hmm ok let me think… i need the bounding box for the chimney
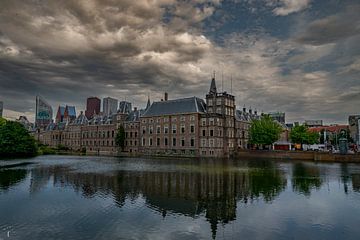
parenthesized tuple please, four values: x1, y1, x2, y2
(164, 92, 168, 101)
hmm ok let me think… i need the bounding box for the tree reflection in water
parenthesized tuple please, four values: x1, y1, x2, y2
(0, 169, 27, 191)
(292, 163, 322, 196)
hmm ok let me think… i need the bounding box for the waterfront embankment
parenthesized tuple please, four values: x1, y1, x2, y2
(236, 150, 360, 163)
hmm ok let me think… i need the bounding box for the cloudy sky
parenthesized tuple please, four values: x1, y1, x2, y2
(0, 0, 359, 123)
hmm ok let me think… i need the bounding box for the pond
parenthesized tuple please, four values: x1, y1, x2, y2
(1, 155, 360, 239)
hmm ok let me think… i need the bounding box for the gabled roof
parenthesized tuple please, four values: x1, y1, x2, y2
(142, 97, 206, 117)
(73, 112, 88, 125)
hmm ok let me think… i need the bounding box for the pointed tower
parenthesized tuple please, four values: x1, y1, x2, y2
(209, 77, 217, 95)
(146, 95, 151, 110)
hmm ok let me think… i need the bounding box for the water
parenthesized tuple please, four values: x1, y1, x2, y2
(1, 155, 360, 240)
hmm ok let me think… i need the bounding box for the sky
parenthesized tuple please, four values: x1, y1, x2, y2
(0, 0, 359, 124)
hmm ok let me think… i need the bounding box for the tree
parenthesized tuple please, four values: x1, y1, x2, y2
(0, 120, 38, 158)
(115, 125, 126, 152)
(249, 115, 283, 147)
(290, 125, 319, 145)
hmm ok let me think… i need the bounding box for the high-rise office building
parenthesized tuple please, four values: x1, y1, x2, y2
(85, 97, 101, 119)
(35, 95, 53, 128)
(0, 101, 3, 117)
(103, 97, 118, 116)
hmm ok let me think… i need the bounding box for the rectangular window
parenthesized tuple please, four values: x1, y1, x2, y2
(181, 125, 185, 134)
(190, 125, 195, 133)
(157, 126, 161, 134)
(191, 138, 195, 147)
(210, 129, 214, 137)
(157, 138, 160, 146)
(149, 138, 153, 146)
(164, 138, 168, 146)
(181, 139, 185, 146)
(172, 138, 176, 146)
(172, 125, 176, 134)
(142, 138, 145, 146)
(164, 125, 169, 134)
(142, 127, 146, 134)
(202, 129, 206, 136)
(201, 119, 206, 126)
(149, 126, 153, 134)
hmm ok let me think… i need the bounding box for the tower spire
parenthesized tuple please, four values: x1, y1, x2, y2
(146, 94, 151, 110)
(209, 74, 217, 94)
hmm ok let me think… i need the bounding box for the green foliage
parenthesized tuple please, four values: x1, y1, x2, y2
(249, 115, 283, 146)
(0, 120, 38, 158)
(290, 125, 319, 145)
(0, 117, 6, 126)
(115, 125, 126, 151)
(38, 144, 56, 155)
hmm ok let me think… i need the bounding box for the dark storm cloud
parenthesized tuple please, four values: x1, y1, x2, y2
(295, 4, 360, 46)
(0, 0, 359, 123)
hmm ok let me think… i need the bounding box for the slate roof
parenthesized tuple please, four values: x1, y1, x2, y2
(142, 97, 206, 117)
(235, 109, 260, 122)
(73, 112, 88, 125)
(126, 109, 145, 122)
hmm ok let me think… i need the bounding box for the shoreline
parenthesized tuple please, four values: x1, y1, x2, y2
(2, 150, 360, 164)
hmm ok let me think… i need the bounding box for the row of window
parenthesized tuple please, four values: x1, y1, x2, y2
(125, 131, 138, 138)
(142, 125, 195, 135)
(207, 98, 234, 107)
(142, 115, 196, 124)
(142, 137, 195, 147)
(82, 130, 115, 139)
(83, 140, 114, 147)
(201, 139, 223, 147)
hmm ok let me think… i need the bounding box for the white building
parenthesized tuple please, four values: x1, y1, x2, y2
(103, 97, 118, 116)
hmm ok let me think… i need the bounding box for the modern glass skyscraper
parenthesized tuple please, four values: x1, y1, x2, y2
(35, 95, 53, 128)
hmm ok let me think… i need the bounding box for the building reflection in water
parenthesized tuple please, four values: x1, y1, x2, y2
(22, 159, 287, 238)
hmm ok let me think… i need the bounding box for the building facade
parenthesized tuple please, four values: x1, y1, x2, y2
(103, 97, 118, 116)
(349, 115, 360, 146)
(35, 95, 53, 128)
(36, 77, 261, 157)
(85, 97, 101, 119)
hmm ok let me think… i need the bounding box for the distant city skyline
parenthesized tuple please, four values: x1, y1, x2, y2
(0, 0, 359, 124)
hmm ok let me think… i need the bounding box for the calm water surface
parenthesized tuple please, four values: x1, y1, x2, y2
(1, 155, 360, 239)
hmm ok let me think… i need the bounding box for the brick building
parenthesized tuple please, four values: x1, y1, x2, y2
(36, 77, 261, 157)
